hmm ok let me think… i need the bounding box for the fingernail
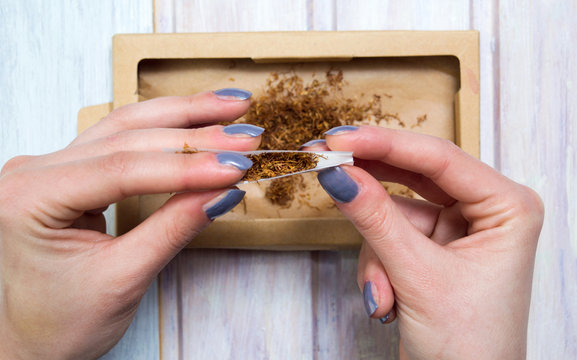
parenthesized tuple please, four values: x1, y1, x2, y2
(204, 189, 246, 220)
(299, 139, 326, 149)
(379, 312, 391, 324)
(217, 152, 253, 171)
(213, 88, 252, 100)
(223, 124, 265, 137)
(317, 167, 358, 203)
(363, 281, 378, 317)
(324, 125, 359, 136)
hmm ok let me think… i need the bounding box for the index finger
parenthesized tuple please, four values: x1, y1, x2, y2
(75, 90, 252, 145)
(12, 151, 251, 228)
(325, 125, 513, 204)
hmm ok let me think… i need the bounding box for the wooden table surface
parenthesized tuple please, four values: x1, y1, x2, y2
(1, 1, 575, 359)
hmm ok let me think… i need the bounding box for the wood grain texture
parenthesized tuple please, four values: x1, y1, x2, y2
(2, 0, 575, 359)
(0, 1, 156, 359)
(153, 1, 469, 360)
(155, 0, 577, 359)
(154, 0, 309, 32)
(154, 2, 318, 360)
(497, 1, 577, 359)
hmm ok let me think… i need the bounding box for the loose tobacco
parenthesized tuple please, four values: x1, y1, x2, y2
(242, 152, 320, 182)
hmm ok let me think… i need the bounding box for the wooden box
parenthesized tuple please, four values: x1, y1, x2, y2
(78, 31, 479, 249)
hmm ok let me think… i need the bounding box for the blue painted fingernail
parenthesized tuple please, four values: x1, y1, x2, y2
(216, 152, 253, 171)
(317, 167, 358, 203)
(204, 189, 246, 220)
(379, 312, 391, 324)
(363, 281, 378, 317)
(223, 124, 265, 137)
(299, 139, 326, 148)
(213, 88, 252, 100)
(324, 125, 359, 136)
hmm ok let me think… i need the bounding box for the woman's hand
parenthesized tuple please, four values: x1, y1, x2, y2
(0, 89, 261, 359)
(313, 125, 544, 359)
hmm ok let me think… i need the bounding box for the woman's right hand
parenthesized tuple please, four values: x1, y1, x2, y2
(313, 125, 544, 359)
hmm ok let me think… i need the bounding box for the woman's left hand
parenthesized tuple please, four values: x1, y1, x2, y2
(0, 90, 261, 359)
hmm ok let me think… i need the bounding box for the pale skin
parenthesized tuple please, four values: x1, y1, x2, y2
(0, 93, 543, 359)
(307, 126, 544, 359)
(0, 92, 260, 359)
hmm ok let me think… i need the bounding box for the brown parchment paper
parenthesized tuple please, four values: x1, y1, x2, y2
(136, 57, 460, 228)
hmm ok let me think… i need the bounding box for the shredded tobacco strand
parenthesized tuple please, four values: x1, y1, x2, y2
(178, 143, 198, 154)
(265, 176, 306, 208)
(242, 152, 320, 182)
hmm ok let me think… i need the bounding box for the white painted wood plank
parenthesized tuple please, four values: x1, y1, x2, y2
(158, 255, 182, 360)
(309, 0, 337, 31)
(335, 0, 470, 30)
(312, 2, 473, 358)
(160, 249, 316, 359)
(0, 1, 156, 359)
(177, 250, 313, 359)
(497, 1, 577, 359)
(312, 251, 399, 359)
(154, 1, 317, 359)
(155, 0, 309, 33)
(470, 0, 498, 167)
(153, 1, 577, 359)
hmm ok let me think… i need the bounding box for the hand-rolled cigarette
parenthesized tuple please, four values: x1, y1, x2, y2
(166, 147, 354, 183)
(236, 150, 354, 183)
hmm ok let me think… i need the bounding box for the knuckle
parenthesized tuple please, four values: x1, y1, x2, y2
(1, 155, 34, 175)
(354, 202, 395, 244)
(516, 185, 545, 223)
(99, 103, 137, 129)
(99, 151, 133, 178)
(428, 138, 459, 180)
(0, 174, 25, 222)
(101, 130, 130, 152)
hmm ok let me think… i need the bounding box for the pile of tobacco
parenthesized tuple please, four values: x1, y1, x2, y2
(235, 69, 397, 207)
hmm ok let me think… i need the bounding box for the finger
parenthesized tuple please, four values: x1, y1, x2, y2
(302, 138, 452, 205)
(20, 151, 252, 228)
(393, 195, 468, 245)
(301, 138, 448, 239)
(111, 188, 245, 278)
(303, 138, 452, 241)
(357, 240, 395, 321)
(25, 124, 263, 168)
(302, 137, 451, 242)
(391, 196, 441, 238)
(74, 90, 252, 145)
(298, 139, 329, 151)
(0, 155, 36, 176)
(317, 165, 440, 282)
(325, 126, 514, 205)
(354, 158, 453, 206)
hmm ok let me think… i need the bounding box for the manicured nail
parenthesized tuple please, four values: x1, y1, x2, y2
(363, 281, 378, 317)
(203, 189, 246, 220)
(317, 167, 359, 203)
(299, 139, 326, 149)
(216, 152, 253, 171)
(379, 312, 391, 324)
(223, 124, 265, 137)
(213, 88, 252, 100)
(324, 125, 359, 136)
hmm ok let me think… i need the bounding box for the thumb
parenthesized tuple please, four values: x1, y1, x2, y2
(111, 189, 245, 279)
(317, 166, 439, 281)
